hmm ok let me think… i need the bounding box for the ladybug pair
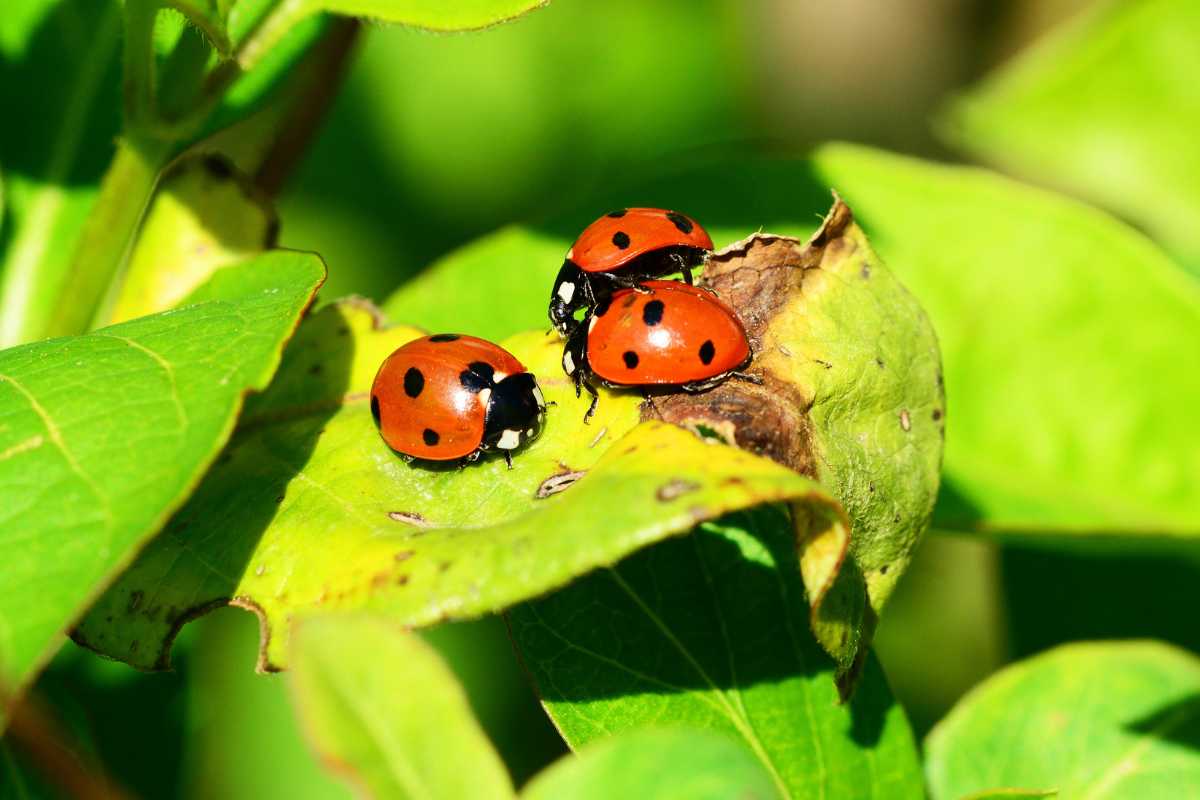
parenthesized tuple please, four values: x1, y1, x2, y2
(371, 208, 752, 467)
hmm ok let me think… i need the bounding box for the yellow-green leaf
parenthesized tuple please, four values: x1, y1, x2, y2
(74, 300, 847, 672)
(109, 155, 276, 323)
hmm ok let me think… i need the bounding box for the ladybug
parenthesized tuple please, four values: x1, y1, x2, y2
(562, 281, 753, 420)
(371, 334, 547, 468)
(549, 208, 714, 336)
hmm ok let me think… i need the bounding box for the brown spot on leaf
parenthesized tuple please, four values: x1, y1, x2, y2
(932, 408, 943, 421)
(536, 470, 587, 499)
(644, 375, 816, 476)
(396, 574, 409, 585)
(900, 410, 911, 432)
(394, 550, 415, 562)
(656, 479, 701, 501)
(388, 511, 431, 528)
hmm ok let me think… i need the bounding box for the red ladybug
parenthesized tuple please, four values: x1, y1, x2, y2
(371, 334, 547, 468)
(562, 281, 753, 420)
(549, 208, 714, 336)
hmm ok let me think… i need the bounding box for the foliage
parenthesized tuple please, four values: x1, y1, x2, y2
(1, 0, 1199, 797)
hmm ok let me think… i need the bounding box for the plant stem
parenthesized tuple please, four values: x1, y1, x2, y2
(43, 136, 173, 339)
(122, 0, 159, 129)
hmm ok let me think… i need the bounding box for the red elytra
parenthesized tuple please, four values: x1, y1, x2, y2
(584, 281, 750, 386)
(568, 208, 714, 274)
(370, 334, 541, 463)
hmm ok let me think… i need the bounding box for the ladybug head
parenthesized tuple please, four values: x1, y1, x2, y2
(549, 260, 587, 337)
(482, 372, 546, 453)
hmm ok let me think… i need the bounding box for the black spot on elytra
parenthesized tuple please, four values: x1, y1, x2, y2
(642, 299, 665, 326)
(370, 395, 381, 427)
(666, 211, 693, 234)
(699, 340, 715, 365)
(623, 351, 640, 369)
(612, 231, 631, 249)
(429, 333, 460, 342)
(423, 429, 440, 446)
(403, 367, 424, 398)
(606, 209, 627, 218)
(460, 361, 495, 393)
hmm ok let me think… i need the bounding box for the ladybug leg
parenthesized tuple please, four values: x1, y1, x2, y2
(503, 450, 514, 470)
(731, 370, 763, 385)
(606, 272, 654, 294)
(581, 380, 599, 424)
(681, 266, 694, 285)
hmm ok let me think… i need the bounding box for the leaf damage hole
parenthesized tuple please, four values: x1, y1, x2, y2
(656, 478, 701, 502)
(388, 511, 431, 528)
(536, 470, 588, 499)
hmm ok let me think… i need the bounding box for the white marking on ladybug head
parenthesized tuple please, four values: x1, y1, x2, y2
(588, 314, 598, 333)
(497, 429, 522, 450)
(557, 281, 575, 303)
(532, 385, 545, 408)
(566, 247, 574, 260)
(563, 350, 576, 375)
(478, 387, 492, 409)
(493, 370, 508, 382)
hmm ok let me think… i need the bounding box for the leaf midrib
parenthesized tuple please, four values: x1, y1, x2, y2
(606, 567, 791, 799)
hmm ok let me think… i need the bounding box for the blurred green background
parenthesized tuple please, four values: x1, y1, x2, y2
(25, 0, 1188, 795)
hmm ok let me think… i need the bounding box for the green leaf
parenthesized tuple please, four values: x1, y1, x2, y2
(0, 0, 123, 347)
(941, 0, 1200, 273)
(289, 615, 514, 800)
(926, 641, 1200, 799)
(665, 200, 942, 682)
(0, 251, 324, 719)
(960, 791, 1057, 800)
(508, 506, 924, 799)
(232, 0, 548, 74)
(74, 300, 847, 672)
(521, 728, 780, 800)
(108, 155, 276, 323)
(383, 227, 566, 342)
(809, 144, 1200, 537)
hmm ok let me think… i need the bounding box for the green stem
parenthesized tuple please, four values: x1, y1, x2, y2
(44, 136, 173, 339)
(235, 0, 317, 72)
(123, 0, 159, 129)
